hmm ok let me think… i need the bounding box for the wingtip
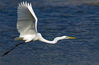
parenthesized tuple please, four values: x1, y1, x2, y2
(18, 2, 32, 9)
(19, 1, 32, 7)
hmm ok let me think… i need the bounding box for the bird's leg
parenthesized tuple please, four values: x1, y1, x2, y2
(1, 41, 25, 57)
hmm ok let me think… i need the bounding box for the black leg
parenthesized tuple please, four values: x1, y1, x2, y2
(2, 41, 25, 57)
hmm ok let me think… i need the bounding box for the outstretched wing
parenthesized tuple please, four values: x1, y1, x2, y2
(17, 2, 38, 36)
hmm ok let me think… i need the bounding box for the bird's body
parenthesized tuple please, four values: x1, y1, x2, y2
(16, 2, 76, 44)
(20, 34, 37, 42)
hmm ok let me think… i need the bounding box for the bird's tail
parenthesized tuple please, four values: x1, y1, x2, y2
(14, 37, 23, 40)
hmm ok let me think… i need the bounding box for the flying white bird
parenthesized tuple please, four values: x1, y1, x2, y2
(15, 2, 76, 44)
(2, 2, 76, 56)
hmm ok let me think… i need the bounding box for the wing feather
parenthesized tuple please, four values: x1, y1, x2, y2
(17, 2, 38, 36)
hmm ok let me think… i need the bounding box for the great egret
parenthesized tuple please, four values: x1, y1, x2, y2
(2, 2, 76, 56)
(15, 2, 76, 44)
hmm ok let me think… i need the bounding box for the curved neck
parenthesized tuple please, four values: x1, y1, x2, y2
(38, 33, 66, 44)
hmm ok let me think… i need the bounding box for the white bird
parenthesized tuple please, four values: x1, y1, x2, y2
(1, 2, 77, 57)
(15, 2, 76, 44)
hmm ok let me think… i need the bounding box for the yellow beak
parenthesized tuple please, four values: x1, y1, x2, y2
(66, 36, 76, 39)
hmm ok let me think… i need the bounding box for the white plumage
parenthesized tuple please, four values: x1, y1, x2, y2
(16, 2, 76, 44)
(17, 2, 38, 42)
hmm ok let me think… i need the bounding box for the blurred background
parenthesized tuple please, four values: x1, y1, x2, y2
(0, 0, 99, 65)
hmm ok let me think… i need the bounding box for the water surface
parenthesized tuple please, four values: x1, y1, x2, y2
(0, 0, 99, 65)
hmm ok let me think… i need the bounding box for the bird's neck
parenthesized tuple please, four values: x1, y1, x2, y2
(38, 33, 66, 44)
